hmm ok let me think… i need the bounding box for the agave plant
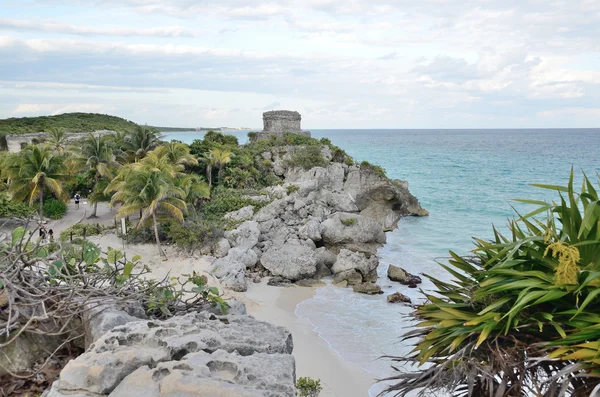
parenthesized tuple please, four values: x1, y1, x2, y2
(383, 171, 600, 397)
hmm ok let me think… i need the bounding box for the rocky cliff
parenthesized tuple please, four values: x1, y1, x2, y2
(210, 144, 427, 292)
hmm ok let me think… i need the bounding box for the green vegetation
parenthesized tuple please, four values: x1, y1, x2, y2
(296, 377, 323, 397)
(384, 171, 600, 396)
(0, 113, 139, 135)
(285, 146, 329, 170)
(0, 194, 34, 218)
(286, 184, 300, 195)
(360, 160, 387, 178)
(43, 198, 67, 219)
(59, 223, 110, 241)
(340, 217, 356, 226)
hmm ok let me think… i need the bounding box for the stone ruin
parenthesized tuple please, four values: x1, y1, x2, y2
(252, 110, 310, 141)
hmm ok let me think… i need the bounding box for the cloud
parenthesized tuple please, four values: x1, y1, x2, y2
(0, 18, 196, 37)
(257, 101, 281, 110)
(377, 51, 398, 61)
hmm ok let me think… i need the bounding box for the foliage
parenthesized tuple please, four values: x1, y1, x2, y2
(0, 225, 228, 379)
(123, 126, 162, 162)
(0, 194, 34, 218)
(383, 171, 600, 397)
(189, 131, 239, 158)
(284, 146, 328, 170)
(296, 377, 323, 397)
(0, 112, 139, 135)
(286, 184, 300, 195)
(360, 161, 387, 178)
(340, 217, 356, 226)
(5, 145, 71, 217)
(164, 218, 224, 254)
(201, 186, 264, 221)
(43, 198, 68, 219)
(59, 223, 109, 241)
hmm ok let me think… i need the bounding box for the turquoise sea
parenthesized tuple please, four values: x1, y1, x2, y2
(163, 129, 600, 396)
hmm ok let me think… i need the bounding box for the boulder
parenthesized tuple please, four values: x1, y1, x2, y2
(321, 213, 386, 245)
(295, 279, 326, 287)
(82, 300, 144, 349)
(331, 249, 378, 280)
(352, 283, 383, 295)
(267, 276, 292, 287)
(387, 265, 422, 286)
(314, 247, 337, 268)
(224, 221, 260, 250)
(298, 218, 322, 241)
(314, 262, 332, 278)
(254, 199, 287, 222)
(260, 243, 318, 281)
(387, 292, 412, 304)
(333, 269, 363, 285)
(45, 312, 296, 397)
(224, 205, 255, 222)
(212, 248, 259, 291)
(285, 162, 345, 192)
(213, 238, 231, 258)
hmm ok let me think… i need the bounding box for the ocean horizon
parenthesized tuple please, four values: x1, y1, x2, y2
(164, 128, 600, 395)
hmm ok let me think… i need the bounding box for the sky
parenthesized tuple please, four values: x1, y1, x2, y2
(0, 1, 599, 129)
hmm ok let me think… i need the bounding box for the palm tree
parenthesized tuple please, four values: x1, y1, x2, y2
(202, 150, 217, 188)
(106, 167, 186, 258)
(106, 131, 129, 163)
(212, 148, 233, 183)
(175, 174, 210, 211)
(156, 142, 198, 168)
(7, 146, 70, 218)
(124, 126, 161, 162)
(47, 128, 68, 153)
(77, 133, 119, 217)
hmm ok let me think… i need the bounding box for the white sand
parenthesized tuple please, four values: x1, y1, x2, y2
(48, 202, 375, 396)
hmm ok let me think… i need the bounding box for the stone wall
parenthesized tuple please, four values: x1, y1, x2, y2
(4, 130, 116, 153)
(263, 110, 302, 133)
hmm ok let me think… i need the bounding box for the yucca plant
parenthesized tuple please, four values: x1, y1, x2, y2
(382, 171, 600, 397)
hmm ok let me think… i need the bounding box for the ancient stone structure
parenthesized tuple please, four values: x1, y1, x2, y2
(4, 130, 115, 153)
(252, 110, 310, 141)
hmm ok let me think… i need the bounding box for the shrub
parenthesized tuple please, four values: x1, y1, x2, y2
(0, 194, 34, 218)
(164, 218, 224, 253)
(296, 377, 323, 397)
(340, 218, 356, 226)
(359, 161, 387, 178)
(286, 184, 300, 194)
(384, 171, 600, 396)
(43, 198, 68, 219)
(59, 223, 109, 241)
(284, 146, 328, 170)
(202, 186, 264, 221)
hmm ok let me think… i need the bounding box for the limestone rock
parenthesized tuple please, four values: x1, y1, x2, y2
(298, 218, 322, 241)
(333, 269, 363, 285)
(295, 278, 326, 287)
(321, 213, 386, 245)
(352, 283, 383, 295)
(254, 199, 287, 222)
(260, 243, 318, 281)
(286, 163, 345, 192)
(331, 249, 378, 280)
(387, 265, 422, 286)
(46, 312, 295, 397)
(224, 205, 255, 222)
(82, 300, 142, 349)
(212, 248, 259, 291)
(213, 238, 231, 258)
(267, 276, 292, 287)
(315, 247, 337, 268)
(387, 292, 412, 304)
(225, 221, 260, 250)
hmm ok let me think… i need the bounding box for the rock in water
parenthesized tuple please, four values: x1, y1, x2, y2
(45, 312, 296, 397)
(387, 264, 422, 285)
(352, 282, 384, 295)
(387, 292, 412, 304)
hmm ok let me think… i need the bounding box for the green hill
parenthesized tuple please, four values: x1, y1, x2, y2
(0, 113, 141, 135)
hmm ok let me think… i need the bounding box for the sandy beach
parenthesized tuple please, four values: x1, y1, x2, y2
(45, 201, 375, 396)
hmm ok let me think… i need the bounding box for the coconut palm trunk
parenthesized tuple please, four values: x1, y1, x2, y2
(206, 164, 212, 188)
(90, 174, 99, 218)
(39, 188, 44, 219)
(152, 212, 166, 259)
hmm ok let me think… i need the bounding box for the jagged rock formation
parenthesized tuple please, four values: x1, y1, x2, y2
(43, 312, 296, 397)
(211, 144, 427, 292)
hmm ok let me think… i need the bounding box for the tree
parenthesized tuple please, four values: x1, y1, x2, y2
(76, 133, 119, 217)
(106, 164, 186, 259)
(176, 174, 210, 211)
(204, 148, 233, 185)
(6, 146, 70, 218)
(202, 150, 217, 188)
(156, 142, 198, 168)
(124, 126, 161, 162)
(383, 171, 600, 397)
(47, 127, 68, 153)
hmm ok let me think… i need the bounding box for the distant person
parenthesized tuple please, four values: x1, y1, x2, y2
(48, 229, 54, 242)
(39, 225, 47, 242)
(74, 193, 81, 209)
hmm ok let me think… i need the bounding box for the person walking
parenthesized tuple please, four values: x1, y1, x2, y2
(39, 225, 47, 243)
(48, 229, 54, 242)
(74, 192, 81, 209)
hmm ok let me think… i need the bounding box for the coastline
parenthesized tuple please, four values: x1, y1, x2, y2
(57, 202, 375, 396)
